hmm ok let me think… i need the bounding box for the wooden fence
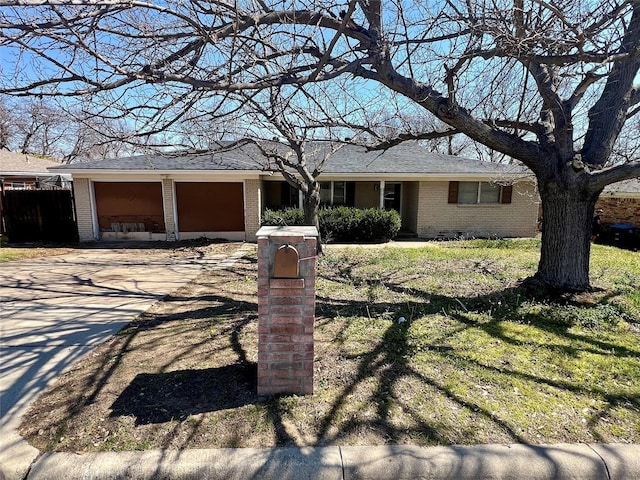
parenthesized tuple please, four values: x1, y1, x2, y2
(1, 189, 78, 243)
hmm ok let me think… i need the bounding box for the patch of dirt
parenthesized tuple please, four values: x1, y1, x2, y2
(86, 238, 240, 257)
(20, 251, 263, 452)
(1, 238, 238, 263)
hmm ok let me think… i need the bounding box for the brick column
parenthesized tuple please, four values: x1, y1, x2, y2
(257, 226, 318, 396)
(73, 177, 96, 242)
(161, 178, 177, 241)
(244, 179, 262, 242)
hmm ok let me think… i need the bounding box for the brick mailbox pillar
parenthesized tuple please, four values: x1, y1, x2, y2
(257, 226, 318, 396)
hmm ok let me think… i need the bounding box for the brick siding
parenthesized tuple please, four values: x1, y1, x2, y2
(416, 180, 539, 238)
(596, 196, 640, 227)
(73, 177, 96, 242)
(244, 179, 262, 241)
(161, 179, 176, 241)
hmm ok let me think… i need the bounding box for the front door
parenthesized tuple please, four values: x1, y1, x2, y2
(384, 182, 401, 212)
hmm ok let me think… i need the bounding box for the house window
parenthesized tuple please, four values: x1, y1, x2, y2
(479, 182, 501, 203)
(281, 182, 299, 208)
(458, 182, 481, 204)
(458, 181, 501, 204)
(384, 182, 402, 211)
(320, 181, 355, 206)
(7, 182, 26, 190)
(448, 181, 512, 205)
(320, 182, 332, 205)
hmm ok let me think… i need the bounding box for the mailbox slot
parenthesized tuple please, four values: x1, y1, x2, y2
(273, 244, 299, 278)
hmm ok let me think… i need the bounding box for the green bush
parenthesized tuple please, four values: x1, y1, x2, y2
(261, 207, 401, 243)
(261, 208, 305, 227)
(321, 206, 401, 243)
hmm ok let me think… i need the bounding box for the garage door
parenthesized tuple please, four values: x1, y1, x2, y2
(94, 182, 165, 232)
(176, 182, 244, 232)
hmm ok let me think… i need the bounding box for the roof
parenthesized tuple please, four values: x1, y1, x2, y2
(0, 150, 62, 175)
(50, 142, 525, 177)
(603, 178, 640, 195)
(52, 146, 262, 173)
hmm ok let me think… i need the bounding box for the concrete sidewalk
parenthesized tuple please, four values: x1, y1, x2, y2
(23, 443, 640, 479)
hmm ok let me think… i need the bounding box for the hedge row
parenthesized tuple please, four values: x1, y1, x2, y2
(262, 207, 401, 243)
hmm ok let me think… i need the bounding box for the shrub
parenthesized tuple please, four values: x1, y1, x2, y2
(261, 208, 305, 227)
(321, 206, 401, 243)
(261, 207, 401, 243)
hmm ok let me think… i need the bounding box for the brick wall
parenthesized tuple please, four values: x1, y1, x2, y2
(73, 177, 96, 242)
(244, 179, 262, 242)
(257, 227, 317, 396)
(161, 179, 176, 241)
(416, 180, 539, 238)
(596, 196, 640, 226)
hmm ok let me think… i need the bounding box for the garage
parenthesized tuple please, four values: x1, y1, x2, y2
(175, 182, 244, 236)
(93, 182, 165, 234)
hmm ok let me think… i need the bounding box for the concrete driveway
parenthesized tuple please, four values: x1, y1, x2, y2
(0, 244, 248, 480)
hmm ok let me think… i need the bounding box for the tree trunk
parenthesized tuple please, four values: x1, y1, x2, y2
(302, 182, 322, 254)
(532, 186, 600, 291)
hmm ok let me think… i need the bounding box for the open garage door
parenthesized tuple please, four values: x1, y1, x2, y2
(176, 182, 244, 234)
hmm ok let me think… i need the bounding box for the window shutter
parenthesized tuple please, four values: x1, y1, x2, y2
(448, 181, 459, 204)
(501, 185, 513, 204)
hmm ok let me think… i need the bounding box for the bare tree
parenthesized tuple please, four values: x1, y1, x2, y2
(0, 95, 150, 160)
(2, 1, 640, 290)
(13, 98, 66, 157)
(0, 96, 14, 150)
(241, 82, 368, 230)
(0, 96, 68, 156)
(63, 113, 153, 163)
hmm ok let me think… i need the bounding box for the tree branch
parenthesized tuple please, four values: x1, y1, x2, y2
(365, 129, 460, 151)
(583, 3, 640, 165)
(590, 162, 640, 190)
(308, 0, 359, 82)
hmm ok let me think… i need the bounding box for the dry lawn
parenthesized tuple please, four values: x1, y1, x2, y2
(19, 240, 640, 452)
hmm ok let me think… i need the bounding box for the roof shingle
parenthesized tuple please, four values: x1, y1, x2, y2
(51, 142, 523, 176)
(0, 150, 62, 174)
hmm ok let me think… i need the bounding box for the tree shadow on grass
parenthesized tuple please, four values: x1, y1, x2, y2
(314, 316, 529, 444)
(30, 253, 639, 451)
(320, 256, 639, 358)
(105, 253, 638, 446)
(312, 258, 640, 445)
